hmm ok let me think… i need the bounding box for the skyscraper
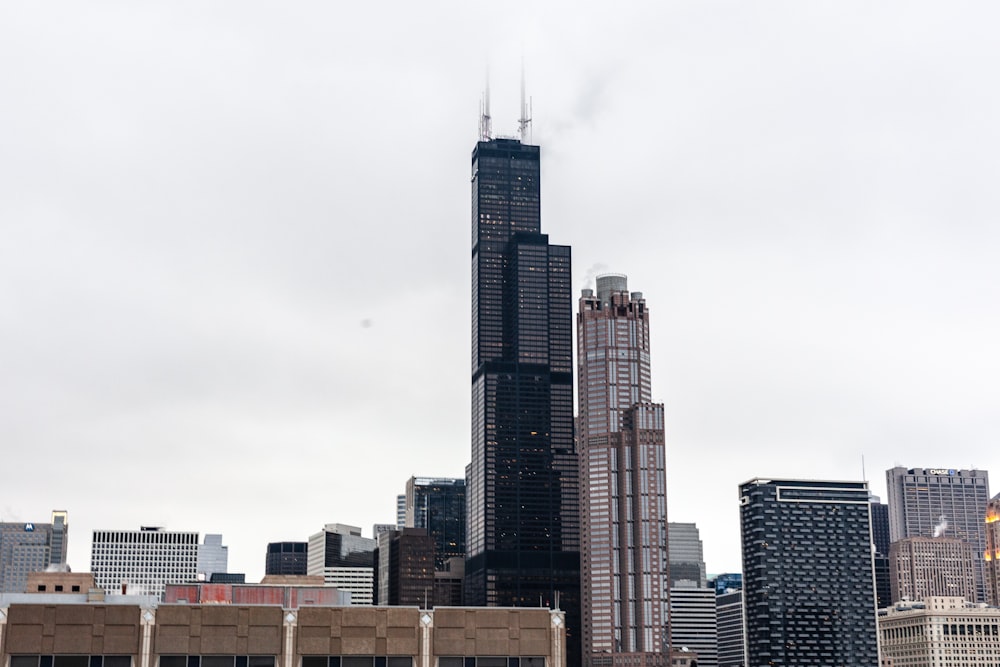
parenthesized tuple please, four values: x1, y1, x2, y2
(986, 494, 1000, 605)
(404, 476, 466, 569)
(669, 522, 707, 589)
(886, 466, 990, 601)
(0, 511, 68, 593)
(265, 541, 308, 575)
(465, 133, 580, 664)
(889, 536, 977, 603)
(578, 276, 668, 666)
(739, 478, 880, 666)
(307, 523, 376, 605)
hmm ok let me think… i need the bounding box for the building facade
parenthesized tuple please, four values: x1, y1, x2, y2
(377, 529, 435, 606)
(0, 511, 68, 593)
(265, 542, 308, 576)
(465, 135, 580, 664)
(196, 534, 228, 580)
(985, 494, 1000, 606)
(871, 498, 892, 609)
(668, 587, 717, 667)
(889, 537, 977, 604)
(739, 478, 879, 666)
(879, 596, 1000, 666)
(307, 524, 376, 605)
(90, 527, 200, 599)
(577, 276, 668, 667)
(668, 523, 706, 589)
(715, 590, 744, 667)
(0, 602, 567, 667)
(886, 467, 990, 602)
(404, 477, 466, 570)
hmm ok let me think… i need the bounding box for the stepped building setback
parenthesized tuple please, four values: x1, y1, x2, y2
(465, 127, 580, 666)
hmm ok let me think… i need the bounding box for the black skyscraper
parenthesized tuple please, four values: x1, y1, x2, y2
(466, 137, 580, 664)
(740, 478, 879, 666)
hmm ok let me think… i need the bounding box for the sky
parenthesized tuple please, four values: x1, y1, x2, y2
(2, 2, 999, 583)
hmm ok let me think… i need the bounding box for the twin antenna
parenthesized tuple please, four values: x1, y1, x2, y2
(479, 64, 532, 143)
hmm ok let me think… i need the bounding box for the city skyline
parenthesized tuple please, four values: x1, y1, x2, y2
(3, 2, 999, 582)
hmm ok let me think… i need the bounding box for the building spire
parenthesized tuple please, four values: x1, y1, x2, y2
(518, 59, 532, 144)
(479, 68, 492, 141)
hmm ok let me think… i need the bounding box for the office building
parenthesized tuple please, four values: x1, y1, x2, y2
(396, 495, 406, 530)
(265, 541, 309, 576)
(434, 557, 465, 607)
(739, 478, 879, 666)
(886, 466, 990, 601)
(889, 536, 977, 603)
(196, 533, 228, 580)
(377, 528, 435, 606)
(404, 477, 466, 569)
(308, 523, 376, 605)
(0, 511, 68, 593)
(668, 587, 717, 667)
(578, 275, 668, 667)
(879, 596, 1000, 666)
(715, 590, 744, 667)
(870, 497, 892, 608)
(709, 573, 742, 596)
(0, 601, 567, 667)
(668, 523, 706, 588)
(986, 494, 1000, 605)
(465, 128, 580, 664)
(90, 526, 200, 599)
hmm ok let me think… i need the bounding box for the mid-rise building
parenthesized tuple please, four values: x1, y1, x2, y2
(90, 526, 200, 599)
(715, 590, 744, 667)
(668, 523, 706, 588)
(668, 587, 717, 667)
(986, 494, 1000, 605)
(0, 601, 567, 667)
(739, 478, 879, 666)
(377, 528, 435, 606)
(265, 541, 308, 576)
(578, 275, 668, 667)
(890, 536, 977, 603)
(0, 511, 68, 593)
(307, 523, 376, 605)
(886, 466, 990, 601)
(465, 131, 580, 665)
(404, 477, 466, 569)
(879, 596, 1000, 666)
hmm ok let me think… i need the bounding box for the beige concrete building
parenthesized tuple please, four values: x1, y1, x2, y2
(25, 573, 96, 595)
(878, 596, 1000, 666)
(0, 603, 566, 667)
(890, 537, 977, 604)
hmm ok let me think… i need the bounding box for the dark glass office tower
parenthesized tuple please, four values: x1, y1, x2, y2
(739, 478, 879, 667)
(404, 477, 466, 570)
(466, 137, 580, 665)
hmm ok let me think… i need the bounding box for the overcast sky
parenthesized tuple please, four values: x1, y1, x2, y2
(2, 2, 999, 583)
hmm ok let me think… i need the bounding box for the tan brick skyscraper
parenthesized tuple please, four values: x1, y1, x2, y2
(578, 274, 669, 667)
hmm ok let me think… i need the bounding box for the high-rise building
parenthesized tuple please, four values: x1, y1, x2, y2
(889, 536, 977, 603)
(886, 466, 990, 601)
(739, 478, 880, 666)
(307, 523, 376, 605)
(0, 511, 68, 593)
(90, 526, 200, 599)
(265, 541, 308, 576)
(668, 523, 706, 589)
(715, 590, 745, 667)
(465, 133, 580, 664)
(376, 528, 435, 606)
(578, 276, 668, 667)
(404, 477, 466, 569)
(196, 533, 228, 580)
(986, 494, 1000, 605)
(668, 587, 718, 667)
(871, 497, 892, 608)
(396, 495, 406, 530)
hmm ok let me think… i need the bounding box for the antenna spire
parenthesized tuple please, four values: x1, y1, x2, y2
(479, 69, 492, 141)
(518, 59, 532, 143)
